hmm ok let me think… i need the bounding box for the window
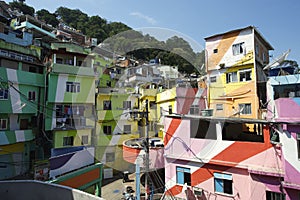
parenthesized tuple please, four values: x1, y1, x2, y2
(216, 104, 223, 111)
(239, 69, 252, 82)
(103, 125, 112, 135)
(210, 76, 217, 83)
(226, 72, 238, 83)
(20, 119, 29, 130)
(213, 49, 218, 54)
(0, 88, 9, 100)
(190, 105, 199, 115)
(0, 119, 7, 130)
(266, 191, 285, 200)
(123, 101, 131, 109)
(28, 91, 36, 101)
(176, 166, 191, 186)
(72, 105, 85, 116)
(150, 101, 157, 109)
(124, 125, 131, 134)
(297, 134, 300, 159)
(149, 121, 155, 132)
(191, 119, 217, 139)
(168, 105, 172, 115)
(103, 100, 112, 110)
(81, 135, 89, 145)
(238, 103, 252, 115)
(232, 42, 245, 56)
(63, 136, 74, 146)
(263, 52, 267, 63)
(214, 173, 233, 195)
(106, 152, 115, 162)
(255, 44, 260, 56)
(66, 82, 80, 93)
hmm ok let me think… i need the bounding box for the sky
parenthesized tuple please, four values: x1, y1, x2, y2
(8, 0, 300, 64)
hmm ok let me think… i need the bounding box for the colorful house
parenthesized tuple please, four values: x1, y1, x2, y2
(205, 26, 273, 119)
(96, 86, 140, 173)
(163, 115, 284, 199)
(44, 42, 96, 150)
(156, 86, 206, 135)
(266, 70, 300, 199)
(0, 38, 44, 179)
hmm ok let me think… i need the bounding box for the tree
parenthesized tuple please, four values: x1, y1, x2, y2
(36, 9, 59, 27)
(9, 1, 35, 16)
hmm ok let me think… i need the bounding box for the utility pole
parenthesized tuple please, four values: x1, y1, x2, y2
(144, 99, 150, 200)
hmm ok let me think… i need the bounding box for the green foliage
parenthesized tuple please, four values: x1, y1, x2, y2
(54, 7, 131, 43)
(33, 6, 206, 75)
(9, 1, 35, 16)
(36, 9, 59, 27)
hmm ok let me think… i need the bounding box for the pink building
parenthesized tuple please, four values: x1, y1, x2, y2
(163, 115, 284, 199)
(266, 73, 300, 200)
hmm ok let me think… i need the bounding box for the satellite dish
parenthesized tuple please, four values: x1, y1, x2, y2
(232, 106, 244, 116)
(263, 49, 291, 70)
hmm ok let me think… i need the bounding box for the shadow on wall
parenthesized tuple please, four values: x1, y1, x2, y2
(0, 180, 104, 200)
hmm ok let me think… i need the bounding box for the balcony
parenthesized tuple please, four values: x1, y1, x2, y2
(0, 130, 35, 145)
(140, 89, 157, 99)
(52, 63, 95, 76)
(123, 138, 164, 169)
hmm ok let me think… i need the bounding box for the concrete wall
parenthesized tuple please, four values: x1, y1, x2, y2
(0, 180, 104, 200)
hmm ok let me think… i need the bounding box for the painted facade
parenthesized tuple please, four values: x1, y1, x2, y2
(0, 39, 44, 179)
(205, 26, 273, 119)
(156, 86, 206, 132)
(266, 73, 300, 199)
(45, 42, 96, 149)
(96, 87, 140, 172)
(163, 116, 284, 199)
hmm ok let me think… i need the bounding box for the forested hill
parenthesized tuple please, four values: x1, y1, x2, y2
(8, 1, 205, 75)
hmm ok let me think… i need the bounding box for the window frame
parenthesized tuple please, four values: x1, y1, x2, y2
(28, 91, 36, 101)
(190, 105, 200, 115)
(123, 124, 131, 134)
(226, 72, 238, 83)
(0, 88, 9, 100)
(216, 104, 223, 111)
(81, 135, 89, 145)
(214, 172, 233, 195)
(210, 76, 217, 83)
(63, 136, 74, 146)
(103, 125, 112, 135)
(232, 42, 245, 56)
(103, 100, 112, 110)
(123, 101, 131, 110)
(239, 68, 252, 82)
(0, 118, 8, 130)
(238, 103, 252, 115)
(176, 166, 191, 186)
(168, 105, 172, 114)
(66, 81, 80, 93)
(266, 191, 286, 200)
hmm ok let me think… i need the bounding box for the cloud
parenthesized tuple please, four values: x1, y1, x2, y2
(130, 12, 157, 25)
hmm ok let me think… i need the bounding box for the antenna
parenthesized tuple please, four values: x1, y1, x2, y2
(263, 49, 291, 70)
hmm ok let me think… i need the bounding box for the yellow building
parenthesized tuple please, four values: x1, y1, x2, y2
(139, 88, 159, 137)
(205, 26, 273, 119)
(96, 87, 140, 173)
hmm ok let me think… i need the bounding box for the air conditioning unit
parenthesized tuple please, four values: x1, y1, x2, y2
(193, 187, 203, 197)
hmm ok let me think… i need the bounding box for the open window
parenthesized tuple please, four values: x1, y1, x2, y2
(222, 122, 264, 143)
